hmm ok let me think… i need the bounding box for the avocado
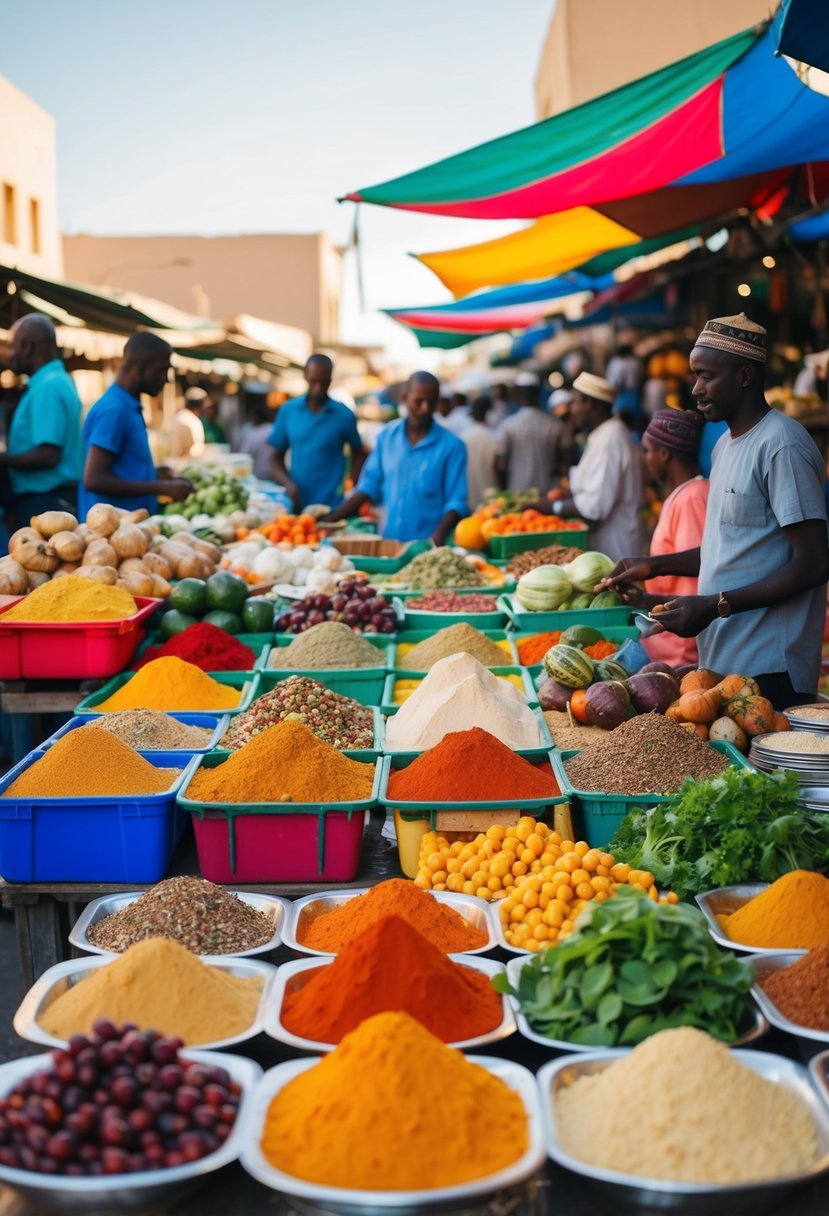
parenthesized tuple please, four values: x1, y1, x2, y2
(159, 610, 199, 640)
(205, 571, 248, 614)
(241, 598, 275, 633)
(168, 578, 208, 616)
(202, 610, 243, 635)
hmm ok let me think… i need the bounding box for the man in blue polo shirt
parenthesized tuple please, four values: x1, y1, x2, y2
(4, 313, 82, 519)
(267, 354, 366, 511)
(79, 332, 192, 518)
(323, 371, 468, 543)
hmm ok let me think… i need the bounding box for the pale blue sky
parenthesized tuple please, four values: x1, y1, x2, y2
(2, 0, 554, 362)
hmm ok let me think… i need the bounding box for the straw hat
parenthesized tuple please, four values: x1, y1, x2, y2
(572, 372, 616, 405)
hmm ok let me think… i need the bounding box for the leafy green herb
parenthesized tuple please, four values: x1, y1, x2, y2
(606, 767, 829, 900)
(493, 888, 754, 1047)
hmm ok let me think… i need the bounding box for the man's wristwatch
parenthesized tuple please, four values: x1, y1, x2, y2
(717, 592, 732, 619)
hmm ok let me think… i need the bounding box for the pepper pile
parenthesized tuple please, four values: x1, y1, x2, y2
(134, 622, 256, 672)
(222, 677, 374, 750)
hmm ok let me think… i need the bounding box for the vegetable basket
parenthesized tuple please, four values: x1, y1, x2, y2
(392, 593, 509, 632)
(259, 638, 392, 706)
(74, 670, 261, 717)
(0, 596, 159, 680)
(325, 536, 430, 574)
(500, 593, 633, 632)
(486, 523, 589, 558)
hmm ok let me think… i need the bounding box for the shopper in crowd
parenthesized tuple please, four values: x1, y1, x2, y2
(436, 391, 473, 437)
(486, 383, 515, 427)
(169, 386, 207, 459)
(239, 398, 276, 481)
(322, 371, 467, 544)
(606, 342, 644, 424)
(605, 313, 829, 707)
(462, 397, 498, 509)
(79, 332, 192, 518)
(268, 354, 365, 511)
(494, 372, 566, 495)
(4, 313, 82, 519)
(201, 397, 227, 444)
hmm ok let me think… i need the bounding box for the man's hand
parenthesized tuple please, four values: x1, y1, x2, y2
(611, 580, 649, 608)
(158, 478, 193, 503)
(601, 556, 655, 590)
(650, 594, 718, 637)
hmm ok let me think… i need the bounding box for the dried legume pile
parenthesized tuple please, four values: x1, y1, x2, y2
(506, 545, 584, 577)
(270, 622, 385, 670)
(391, 549, 483, 590)
(87, 876, 274, 954)
(399, 622, 509, 671)
(222, 676, 374, 750)
(564, 712, 729, 794)
(85, 710, 214, 751)
(406, 591, 499, 613)
(543, 710, 612, 750)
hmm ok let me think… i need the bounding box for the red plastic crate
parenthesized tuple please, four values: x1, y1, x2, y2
(0, 597, 159, 679)
(190, 808, 366, 883)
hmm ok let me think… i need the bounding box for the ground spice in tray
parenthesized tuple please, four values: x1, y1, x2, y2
(388, 727, 558, 801)
(271, 621, 385, 670)
(399, 622, 509, 671)
(222, 677, 374, 750)
(506, 545, 585, 576)
(564, 712, 729, 795)
(758, 945, 829, 1029)
(84, 710, 214, 751)
(87, 876, 274, 955)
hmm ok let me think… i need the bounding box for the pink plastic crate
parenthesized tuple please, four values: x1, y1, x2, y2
(0, 597, 159, 679)
(190, 809, 366, 883)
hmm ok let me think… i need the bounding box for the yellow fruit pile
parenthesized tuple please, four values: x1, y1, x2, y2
(414, 817, 677, 951)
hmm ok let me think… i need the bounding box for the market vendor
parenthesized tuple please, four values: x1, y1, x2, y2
(604, 313, 829, 708)
(322, 371, 468, 544)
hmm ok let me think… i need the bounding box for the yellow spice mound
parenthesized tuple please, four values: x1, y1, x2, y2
(96, 656, 241, 712)
(3, 727, 177, 798)
(718, 870, 829, 949)
(38, 938, 262, 1045)
(3, 577, 137, 622)
(261, 1011, 528, 1189)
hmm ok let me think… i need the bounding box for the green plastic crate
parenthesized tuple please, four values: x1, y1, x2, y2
(551, 741, 752, 848)
(75, 670, 261, 718)
(500, 594, 633, 632)
(259, 641, 392, 707)
(486, 523, 589, 559)
(326, 536, 430, 575)
(393, 593, 509, 632)
(210, 704, 384, 763)
(135, 631, 274, 669)
(393, 629, 518, 674)
(381, 667, 538, 715)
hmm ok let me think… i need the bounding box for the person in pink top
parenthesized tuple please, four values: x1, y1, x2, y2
(636, 409, 709, 668)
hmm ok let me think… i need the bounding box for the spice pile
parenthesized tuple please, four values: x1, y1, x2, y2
(391, 549, 483, 590)
(3, 728, 178, 798)
(565, 712, 729, 794)
(506, 545, 584, 576)
(260, 1011, 528, 1189)
(555, 1026, 818, 1183)
(87, 876, 274, 954)
(281, 914, 502, 1044)
(96, 657, 241, 712)
(85, 710, 214, 751)
(406, 591, 499, 613)
(37, 938, 263, 1045)
(222, 677, 373, 750)
(134, 622, 256, 672)
(399, 622, 510, 671)
(270, 621, 385, 669)
(1, 576, 138, 622)
(385, 653, 541, 752)
(388, 728, 558, 802)
(297, 878, 487, 953)
(758, 945, 829, 1029)
(716, 870, 829, 949)
(189, 720, 375, 804)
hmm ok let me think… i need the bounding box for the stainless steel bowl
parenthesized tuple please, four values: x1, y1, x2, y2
(695, 884, 807, 957)
(751, 953, 829, 1044)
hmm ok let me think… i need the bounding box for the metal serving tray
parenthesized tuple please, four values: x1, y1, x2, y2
(538, 1048, 829, 1214)
(239, 1055, 546, 1213)
(695, 884, 808, 957)
(282, 887, 499, 957)
(505, 955, 767, 1051)
(14, 955, 277, 1052)
(264, 953, 515, 1053)
(751, 953, 829, 1044)
(0, 1048, 261, 1211)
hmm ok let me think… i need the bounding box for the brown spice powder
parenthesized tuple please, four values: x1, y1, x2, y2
(758, 945, 829, 1029)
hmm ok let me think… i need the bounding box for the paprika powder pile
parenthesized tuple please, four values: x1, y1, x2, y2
(298, 877, 487, 953)
(758, 945, 829, 1029)
(3, 727, 178, 798)
(96, 656, 241, 712)
(717, 871, 829, 949)
(134, 623, 256, 672)
(281, 913, 502, 1044)
(388, 727, 559, 802)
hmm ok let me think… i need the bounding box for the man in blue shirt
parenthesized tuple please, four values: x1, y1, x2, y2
(267, 354, 366, 511)
(324, 371, 468, 543)
(79, 332, 192, 519)
(4, 314, 82, 519)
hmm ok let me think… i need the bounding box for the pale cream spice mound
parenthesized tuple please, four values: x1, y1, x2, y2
(556, 1027, 818, 1184)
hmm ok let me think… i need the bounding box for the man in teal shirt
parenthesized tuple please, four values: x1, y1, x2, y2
(5, 314, 82, 518)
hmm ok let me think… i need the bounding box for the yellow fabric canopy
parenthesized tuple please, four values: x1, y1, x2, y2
(417, 208, 640, 298)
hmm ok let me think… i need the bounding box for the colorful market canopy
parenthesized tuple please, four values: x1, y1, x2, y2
(776, 0, 829, 75)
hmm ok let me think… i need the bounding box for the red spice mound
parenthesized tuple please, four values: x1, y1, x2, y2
(134, 622, 255, 672)
(282, 914, 502, 1043)
(387, 726, 559, 802)
(299, 878, 488, 953)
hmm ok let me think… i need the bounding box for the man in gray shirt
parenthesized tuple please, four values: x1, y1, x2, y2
(494, 372, 566, 495)
(604, 312, 829, 707)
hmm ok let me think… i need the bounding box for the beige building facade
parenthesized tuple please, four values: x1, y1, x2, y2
(0, 75, 62, 277)
(62, 232, 342, 347)
(535, 0, 772, 118)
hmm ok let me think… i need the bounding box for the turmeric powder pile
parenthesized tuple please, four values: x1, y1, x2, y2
(717, 870, 829, 949)
(96, 656, 241, 712)
(3, 727, 178, 798)
(260, 1011, 528, 1188)
(2, 576, 137, 622)
(38, 938, 263, 1045)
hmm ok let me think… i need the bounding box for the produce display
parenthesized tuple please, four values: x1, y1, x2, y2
(87, 877, 274, 955)
(82, 711, 214, 751)
(95, 657, 242, 712)
(405, 590, 500, 612)
(480, 510, 585, 539)
(398, 622, 512, 671)
(608, 766, 829, 900)
(0, 1023, 242, 1175)
(222, 680, 374, 751)
(757, 944, 829, 1029)
(554, 1026, 818, 1184)
(221, 537, 351, 590)
(163, 465, 248, 520)
(506, 544, 587, 577)
(563, 713, 729, 795)
(716, 870, 829, 950)
(515, 552, 621, 613)
(36, 938, 262, 1044)
(136, 623, 258, 672)
(269, 621, 385, 669)
(386, 548, 504, 591)
(273, 577, 398, 634)
(257, 512, 324, 546)
(161, 571, 264, 638)
(499, 889, 754, 1045)
(388, 728, 559, 802)
(663, 668, 789, 746)
(518, 629, 618, 667)
(3, 728, 179, 799)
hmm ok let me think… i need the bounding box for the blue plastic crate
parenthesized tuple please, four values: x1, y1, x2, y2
(0, 751, 199, 883)
(41, 714, 231, 755)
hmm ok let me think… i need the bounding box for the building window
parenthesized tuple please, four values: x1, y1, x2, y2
(29, 197, 40, 255)
(2, 183, 16, 246)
